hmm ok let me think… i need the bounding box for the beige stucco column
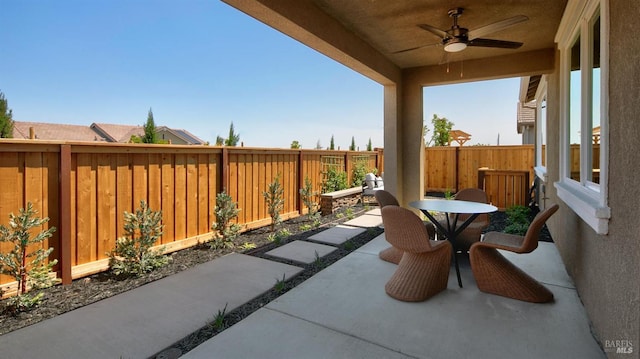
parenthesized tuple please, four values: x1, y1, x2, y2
(400, 74, 426, 206)
(383, 74, 424, 207)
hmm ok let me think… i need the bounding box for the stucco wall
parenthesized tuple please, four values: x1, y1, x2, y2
(546, 0, 640, 352)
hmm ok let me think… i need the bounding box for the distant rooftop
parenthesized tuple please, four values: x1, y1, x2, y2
(11, 121, 206, 145)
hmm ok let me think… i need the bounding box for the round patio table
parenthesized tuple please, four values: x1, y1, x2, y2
(409, 199, 497, 288)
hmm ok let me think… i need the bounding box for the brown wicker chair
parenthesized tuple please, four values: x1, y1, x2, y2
(469, 204, 559, 303)
(437, 188, 490, 251)
(375, 190, 435, 264)
(381, 206, 452, 301)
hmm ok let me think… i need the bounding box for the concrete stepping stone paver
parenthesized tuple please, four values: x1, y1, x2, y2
(343, 214, 383, 228)
(307, 224, 366, 245)
(265, 240, 337, 264)
(0, 253, 303, 359)
(365, 208, 381, 216)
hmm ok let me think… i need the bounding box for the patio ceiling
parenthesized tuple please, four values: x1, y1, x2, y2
(223, 0, 567, 85)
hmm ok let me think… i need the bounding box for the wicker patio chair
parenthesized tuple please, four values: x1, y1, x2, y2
(381, 206, 452, 301)
(469, 204, 559, 303)
(375, 190, 436, 264)
(437, 188, 490, 251)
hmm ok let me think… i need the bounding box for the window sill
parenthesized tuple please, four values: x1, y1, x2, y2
(554, 180, 610, 234)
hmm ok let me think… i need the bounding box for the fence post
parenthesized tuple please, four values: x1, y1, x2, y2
(59, 144, 72, 285)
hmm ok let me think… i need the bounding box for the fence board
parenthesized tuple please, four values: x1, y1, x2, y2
(174, 154, 187, 241)
(96, 154, 116, 260)
(161, 154, 175, 245)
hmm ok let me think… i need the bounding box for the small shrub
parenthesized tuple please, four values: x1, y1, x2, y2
(343, 241, 354, 251)
(274, 273, 286, 293)
(239, 242, 256, 251)
(108, 200, 168, 277)
(444, 189, 454, 200)
(312, 251, 324, 269)
(299, 177, 319, 216)
(211, 303, 228, 331)
(0, 202, 57, 313)
(345, 207, 355, 220)
(504, 205, 531, 236)
(299, 224, 312, 231)
(210, 191, 242, 249)
(267, 233, 279, 244)
(264, 175, 285, 232)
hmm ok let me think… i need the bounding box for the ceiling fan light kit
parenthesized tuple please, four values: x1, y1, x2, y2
(444, 39, 467, 52)
(394, 7, 528, 55)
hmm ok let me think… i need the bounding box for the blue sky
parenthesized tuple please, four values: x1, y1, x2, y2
(2, 0, 523, 148)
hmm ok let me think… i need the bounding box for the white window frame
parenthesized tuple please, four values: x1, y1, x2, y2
(534, 76, 548, 182)
(554, 0, 610, 234)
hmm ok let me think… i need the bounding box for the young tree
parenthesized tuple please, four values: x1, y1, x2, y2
(0, 202, 57, 312)
(349, 136, 356, 151)
(142, 108, 157, 144)
(290, 140, 301, 149)
(0, 91, 15, 138)
(366, 138, 373, 151)
(215, 136, 225, 146)
(430, 114, 454, 146)
(224, 122, 240, 146)
(329, 135, 335, 150)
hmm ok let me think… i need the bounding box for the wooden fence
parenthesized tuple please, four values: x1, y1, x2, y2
(424, 145, 535, 193)
(0, 141, 382, 293)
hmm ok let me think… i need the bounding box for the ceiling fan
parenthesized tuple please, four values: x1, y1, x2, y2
(395, 8, 528, 54)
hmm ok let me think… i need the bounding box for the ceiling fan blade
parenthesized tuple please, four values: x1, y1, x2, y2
(468, 38, 523, 49)
(391, 42, 439, 54)
(467, 15, 528, 40)
(418, 23, 448, 39)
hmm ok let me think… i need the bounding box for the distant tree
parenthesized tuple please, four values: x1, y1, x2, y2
(430, 114, 454, 147)
(215, 136, 224, 146)
(423, 122, 432, 147)
(329, 135, 335, 150)
(366, 138, 373, 151)
(349, 136, 356, 151)
(290, 140, 301, 149)
(0, 91, 15, 138)
(223, 122, 240, 146)
(142, 108, 158, 144)
(315, 139, 322, 150)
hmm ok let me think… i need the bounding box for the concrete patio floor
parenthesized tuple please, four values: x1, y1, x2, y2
(185, 234, 605, 359)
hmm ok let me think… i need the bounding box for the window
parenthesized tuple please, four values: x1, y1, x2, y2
(554, 0, 609, 234)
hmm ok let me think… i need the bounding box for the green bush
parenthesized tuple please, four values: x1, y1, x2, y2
(108, 200, 168, 277)
(0, 202, 57, 313)
(210, 191, 242, 249)
(504, 205, 531, 236)
(321, 167, 348, 193)
(351, 161, 368, 188)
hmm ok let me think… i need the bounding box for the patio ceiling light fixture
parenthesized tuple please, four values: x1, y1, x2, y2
(444, 38, 467, 52)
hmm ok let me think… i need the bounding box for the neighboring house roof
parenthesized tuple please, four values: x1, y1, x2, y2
(11, 121, 205, 144)
(12, 121, 107, 142)
(517, 101, 536, 134)
(156, 126, 206, 145)
(90, 123, 144, 142)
